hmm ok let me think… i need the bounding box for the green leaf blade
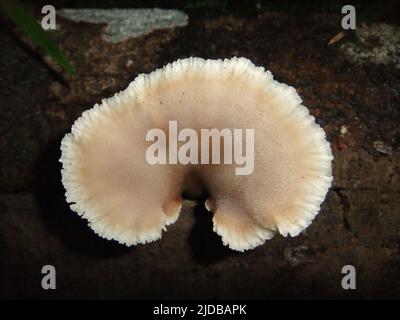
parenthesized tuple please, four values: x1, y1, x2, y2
(0, 0, 77, 76)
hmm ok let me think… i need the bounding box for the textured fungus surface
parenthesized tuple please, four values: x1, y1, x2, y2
(60, 57, 333, 251)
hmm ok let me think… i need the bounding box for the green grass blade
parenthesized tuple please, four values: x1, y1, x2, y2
(0, 0, 77, 76)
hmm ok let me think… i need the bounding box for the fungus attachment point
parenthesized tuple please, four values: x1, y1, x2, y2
(60, 57, 333, 251)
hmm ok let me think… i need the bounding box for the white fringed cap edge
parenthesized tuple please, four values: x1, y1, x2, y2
(60, 57, 333, 250)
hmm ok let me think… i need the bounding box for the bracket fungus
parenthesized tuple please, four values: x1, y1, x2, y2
(60, 57, 333, 252)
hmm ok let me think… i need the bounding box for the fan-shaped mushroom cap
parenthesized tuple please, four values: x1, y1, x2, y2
(60, 57, 333, 251)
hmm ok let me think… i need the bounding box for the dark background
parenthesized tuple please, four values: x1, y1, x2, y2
(0, 0, 399, 299)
